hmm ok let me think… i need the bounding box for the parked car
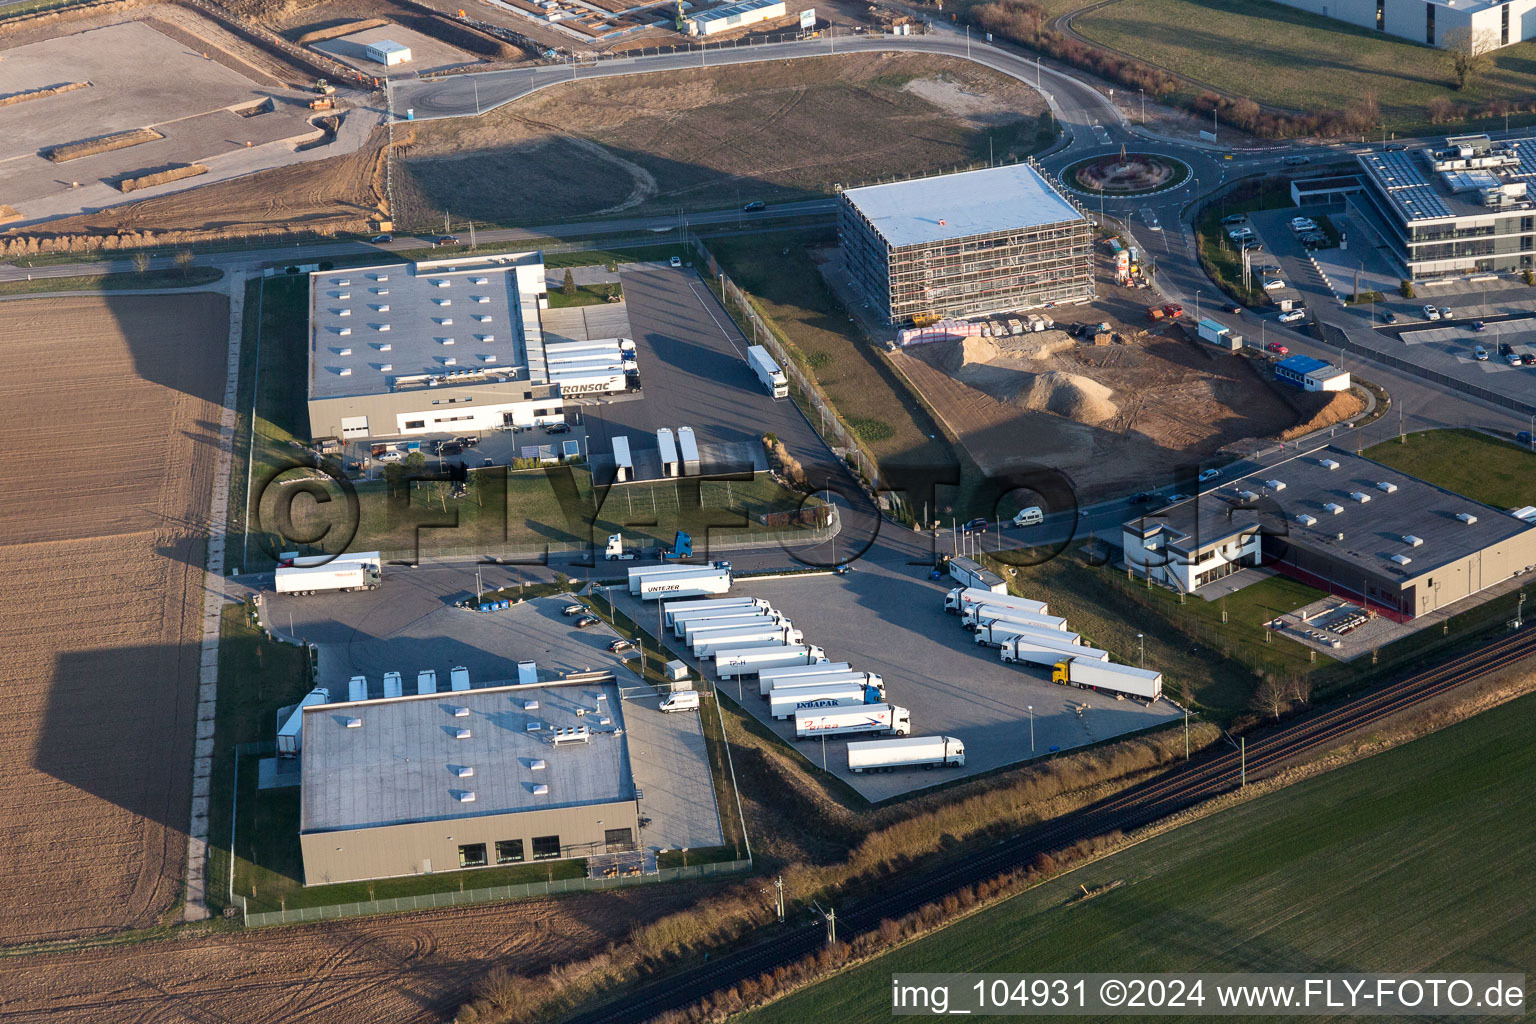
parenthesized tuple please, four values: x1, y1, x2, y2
(1523, 354, 1536, 365)
(369, 234, 392, 243)
(1422, 305, 1441, 321)
(1283, 154, 1311, 165)
(1221, 214, 1247, 226)
(1518, 431, 1534, 445)
(562, 604, 585, 616)
(544, 422, 572, 434)
(1382, 310, 1398, 324)
(1498, 342, 1513, 357)
(438, 441, 464, 456)
(1128, 491, 1158, 504)
(669, 256, 683, 268)
(1266, 341, 1290, 354)
(436, 235, 460, 245)
(1263, 278, 1286, 291)
(574, 615, 600, 629)
(1278, 310, 1306, 323)
(1166, 493, 1190, 502)
(376, 450, 403, 463)
(742, 201, 766, 211)
(1163, 303, 1185, 318)
(1242, 240, 1264, 252)
(1471, 320, 1487, 332)
(962, 517, 990, 533)
(1439, 306, 1453, 319)
(1474, 345, 1489, 361)
(1228, 227, 1255, 242)
(1507, 351, 1523, 366)
(608, 638, 634, 653)
(1227, 303, 1243, 314)
(1198, 469, 1221, 483)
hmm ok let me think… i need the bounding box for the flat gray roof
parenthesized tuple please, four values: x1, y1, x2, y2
(1131, 446, 1536, 582)
(841, 163, 1084, 249)
(308, 253, 542, 400)
(1357, 135, 1536, 224)
(299, 680, 633, 833)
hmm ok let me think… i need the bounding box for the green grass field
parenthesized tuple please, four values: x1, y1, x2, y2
(1364, 429, 1536, 510)
(0, 266, 223, 296)
(1074, 0, 1536, 130)
(744, 690, 1536, 1023)
(546, 281, 621, 308)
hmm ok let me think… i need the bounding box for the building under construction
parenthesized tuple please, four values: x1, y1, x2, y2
(838, 162, 1094, 326)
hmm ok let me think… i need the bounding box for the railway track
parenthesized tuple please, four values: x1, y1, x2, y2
(570, 625, 1536, 1024)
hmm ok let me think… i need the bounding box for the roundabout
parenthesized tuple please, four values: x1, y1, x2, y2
(1061, 150, 1192, 198)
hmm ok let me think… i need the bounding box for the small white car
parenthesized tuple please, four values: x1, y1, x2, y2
(1263, 278, 1286, 291)
(376, 450, 403, 463)
(1198, 469, 1221, 483)
(669, 256, 683, 268)
(1422, 305, 1441, 321)
(1278, 309, 1306, 323)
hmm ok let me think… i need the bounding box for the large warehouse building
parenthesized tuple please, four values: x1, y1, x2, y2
(307, 252, 638, 442)
(1270, 0, 1536, 49)
(1121, 446, 1536, 620)
(1351, 133, 1536, 280)
(299, 680, 638, 885)
(838, 162, 1094, 325)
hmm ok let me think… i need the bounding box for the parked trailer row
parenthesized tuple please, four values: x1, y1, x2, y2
(943, 586, 1047, 616)
(1053, 656, 1163, 700)
(715, 644, 826, 679)
(683, 613, 784, 645)
(847, 735, 965, 773)
(694, 626, 803, 659)
(756, 662, 853, 690)
(973, 619, 1080, 648)
(759, 668, 881, 699)
(667, 599, 771, 634)
(962, 604, 1067, 631)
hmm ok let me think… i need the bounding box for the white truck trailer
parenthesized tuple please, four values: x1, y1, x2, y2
(770, 682, 882, 719)
(274, 559, 382, 595)
(947, 556, 1006, 594)
(964, 605, 1069, 632)
(663, 597, 769, 629)
(677, 426, 701, 476)
(944, 586, 1048, 616)
(681, 613, 782, 643)
(1001, 637, 1109, 666)
(280, 550, 381, 568)
(794, 703, 911, 740)
(694, 626, 803, 659)
(1053, 657, 1163, 701)
(629, 565, 733, 600)
(657, 427, 680, 478)
(974, 620, 1081, 648)
(747, 345, 789, 398)
(757, 662, 854, 691)
(276, 687, 331, 755)
(715, 644, 827, 679)
(763, 671, 885, 701)
(847, 735, 965, 773)
(611, 436, 633, 483)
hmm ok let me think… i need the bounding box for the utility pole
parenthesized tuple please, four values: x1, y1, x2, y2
(1239, 736, 1246, 788)
(1184, 707, 1189, 759)
(775, 876, 785, 922)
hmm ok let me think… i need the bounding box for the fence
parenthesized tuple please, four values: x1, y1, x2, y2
(694, 240, 883, 495)
(239, 858, 752, 927)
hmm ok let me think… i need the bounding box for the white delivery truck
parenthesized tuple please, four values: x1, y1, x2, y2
(628, 563, 726, 595)
(756, 662, 854, 691)
(963, 605, 1069, 632)
(274, 558, 382, 595)
(944, 586, 1048, 616)
(276, 687, 331, 755)
(659, 680, 700, 714)
(1001, 637, 1109, 666)
(974, 620, 1081, 648)
(1053, 657, 1163, 700)
(665, 598, 771, 631)
(769, 682, 882, 720)
(694, 626, 802, 659)
(682, 613, 781, 643)
(847, 735, 965, 773)
(946, 556, 1006, 594)
(747, 344, 789, 398)
(636, 568, 733, 600)
(765, 672, 885, 701)
(794, 703, 911, 740)
(715, 644, 827, 679)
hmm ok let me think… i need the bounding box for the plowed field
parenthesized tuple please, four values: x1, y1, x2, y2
(0, 293, 226, 943)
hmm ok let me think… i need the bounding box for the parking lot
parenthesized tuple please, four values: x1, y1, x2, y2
(260, 586, 724, 852)
(609, 567, 1182, 802)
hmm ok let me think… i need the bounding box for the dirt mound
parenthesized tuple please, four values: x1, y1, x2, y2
(996, 329, 1076, 361)
(1280, 388, 1367, 440)
(938, 335, 999, 373)
(1013, 371, 1118, 424)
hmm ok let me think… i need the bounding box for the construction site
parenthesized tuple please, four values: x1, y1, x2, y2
(890, 248, 1368, 500)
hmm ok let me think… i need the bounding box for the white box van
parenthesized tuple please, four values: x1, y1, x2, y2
(1012, 506, 1043, 527)
(659, 690, 700, 713)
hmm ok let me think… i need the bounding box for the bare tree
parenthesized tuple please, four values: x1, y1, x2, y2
(1287, 674, 1313, 706)
(174, 249, 195, 279)
(131, 250, 150, 275)
(1443, 28, 1498, 91)
(1251, 676, 1290, 721)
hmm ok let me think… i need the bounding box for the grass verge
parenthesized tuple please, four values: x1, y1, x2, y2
(0, 266, 223, 296)
(741, 688, 1536, 1021)
(1364, 428, 1536, 510)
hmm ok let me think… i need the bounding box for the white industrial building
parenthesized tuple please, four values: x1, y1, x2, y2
(1275, 354, 1352, 392)
(364, 39, 412, 65)
(685, 0, 786, 35)
(306, 252, 640, 442)
(1271, 0, 1536, 48)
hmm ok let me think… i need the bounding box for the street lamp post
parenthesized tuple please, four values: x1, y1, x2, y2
(1137, 632, 1144, 668)
(1195, 290, 1202, 323)
(1027, 705, 1034, 752)
(1139, 88, 1145, 125)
